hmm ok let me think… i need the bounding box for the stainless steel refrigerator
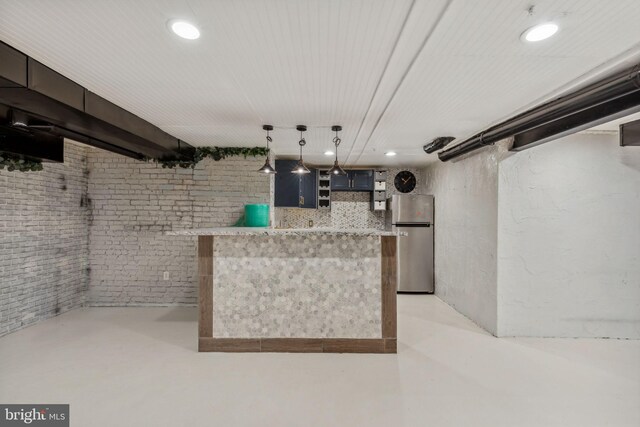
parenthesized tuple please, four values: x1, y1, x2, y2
(387, 194, 434, 293)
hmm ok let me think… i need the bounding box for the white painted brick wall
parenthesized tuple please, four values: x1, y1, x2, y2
(86, 150, 271, 306)
(0, 141, 90, 337)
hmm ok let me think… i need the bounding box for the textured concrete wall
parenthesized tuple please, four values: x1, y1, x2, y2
(497, 133, 640, 338)
(422, 146, 501, 335)
(86, 150, 271, 306)
(0, 141, 90, 337)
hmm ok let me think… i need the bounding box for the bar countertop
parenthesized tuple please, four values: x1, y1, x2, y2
(166, 227, 399, 237)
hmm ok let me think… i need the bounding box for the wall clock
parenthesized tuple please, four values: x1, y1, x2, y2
(394, 171, 416, 193)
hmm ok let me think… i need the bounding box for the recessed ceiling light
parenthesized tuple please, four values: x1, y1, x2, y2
(521, 23, 558, 42)
(385, 151, 397, 157)
(324, 150, 334, 156)
(169, 20, 200, 40)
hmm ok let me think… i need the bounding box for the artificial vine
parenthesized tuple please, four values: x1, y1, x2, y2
(156, 146, 269, 169)
(0, 152, 44, 172)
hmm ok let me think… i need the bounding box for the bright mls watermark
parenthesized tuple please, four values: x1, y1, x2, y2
(0, 405, 68, 426)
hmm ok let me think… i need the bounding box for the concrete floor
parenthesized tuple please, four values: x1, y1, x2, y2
(1, 295, 638, 427)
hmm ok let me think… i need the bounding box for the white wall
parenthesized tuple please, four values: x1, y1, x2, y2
(422, 146, 501, 335)
(497, 133, 640, 338)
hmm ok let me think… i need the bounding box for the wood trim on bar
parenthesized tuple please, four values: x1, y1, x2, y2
(384, 338, 397, 353)
(198, 338, 397, 353)
(198, 235, 214, 276)
(381, 235, 397, 338)
(199, 338, 260, 352)
(261, 338, 324, 353)
(198, 236, 214, 338)
(196, 235, 399, 354)
(323, 338, 385, 353)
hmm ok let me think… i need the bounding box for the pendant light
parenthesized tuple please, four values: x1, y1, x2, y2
(292, 125, 311, 174)
(257, 124, 276, 174)
(328, 125, 347, 176)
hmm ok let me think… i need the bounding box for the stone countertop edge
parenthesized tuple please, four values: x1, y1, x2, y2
(165, 227, 402, 237)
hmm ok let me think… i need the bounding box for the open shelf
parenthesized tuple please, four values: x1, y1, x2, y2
(317, 170, 331, 209)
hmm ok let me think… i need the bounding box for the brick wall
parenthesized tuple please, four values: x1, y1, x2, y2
(86, 150, 271, 306)
(0, 141, 90, 337)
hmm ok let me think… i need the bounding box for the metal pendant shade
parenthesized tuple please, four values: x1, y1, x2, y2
(292, 158, 311, 174)
(258, 159, 276, 174)
(291, 125, 311, 174)
(328, 159, 346, 176)
(328, 125, 347, 175)
(257, 125, 276, 174)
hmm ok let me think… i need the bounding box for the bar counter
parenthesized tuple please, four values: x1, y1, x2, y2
(168, 228, 398, 353)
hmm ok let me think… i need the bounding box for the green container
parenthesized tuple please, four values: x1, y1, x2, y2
(244, 204, 270, 227)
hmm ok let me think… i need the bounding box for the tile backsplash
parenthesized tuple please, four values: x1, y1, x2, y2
(274, 192, 385, 229)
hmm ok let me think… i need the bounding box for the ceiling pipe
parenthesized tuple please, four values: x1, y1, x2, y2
(424, 136, 455, 154)
(438, 62, 640, 162)
(0, 41, 194, 161)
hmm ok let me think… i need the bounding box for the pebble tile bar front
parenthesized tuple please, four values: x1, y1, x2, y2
(167, 228, 398, 353)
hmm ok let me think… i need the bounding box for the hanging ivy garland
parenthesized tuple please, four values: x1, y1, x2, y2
(156, 146, 269, 169)
(0, 152, 44, 172)
(0, 147, 268, 171)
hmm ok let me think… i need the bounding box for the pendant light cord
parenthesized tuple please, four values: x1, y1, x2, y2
(333, 129, 341, 162)
(298, 130, 306, 159)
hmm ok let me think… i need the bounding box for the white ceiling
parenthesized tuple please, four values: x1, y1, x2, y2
(1, 0, 640, 167)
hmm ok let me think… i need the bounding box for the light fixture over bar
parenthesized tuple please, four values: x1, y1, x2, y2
(328, 125, 347, 176)
(292, 125, 311, 174)
(257, 125, 276, 174)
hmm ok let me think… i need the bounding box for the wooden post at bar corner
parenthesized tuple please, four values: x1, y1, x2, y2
(381, 235, 397, 352)
(198, 235, 214, 342)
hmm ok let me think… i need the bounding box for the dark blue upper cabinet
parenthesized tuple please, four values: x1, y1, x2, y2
(299, 169, 317, 208)
(351, 170, 374, 191)
(330, 170, 374, 191)
(330, 173, 351, 191)
(274, 160, 299, 207)
(274, 160, 317, 208)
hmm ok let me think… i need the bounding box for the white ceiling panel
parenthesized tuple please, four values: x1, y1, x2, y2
(351, 0, 640, 165)
(1, 0, 640, 167)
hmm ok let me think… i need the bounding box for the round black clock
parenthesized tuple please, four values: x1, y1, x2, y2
(394, 171, 416, 193)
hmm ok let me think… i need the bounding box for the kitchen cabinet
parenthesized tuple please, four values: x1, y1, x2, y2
(274, 160, 317, 208)
(351, 170, 374, 191)
(330, 173, 350, 190)
(299, 168, 317, 208)
(330, 169, 374, 191)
